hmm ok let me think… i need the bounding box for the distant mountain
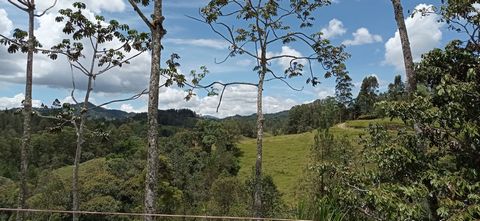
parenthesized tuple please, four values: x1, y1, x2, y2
(223, 110, 289, 122)
(33, 102, 136, 121)
(19, 101, 295, 123)
(201, 115, 220, 120)
(79, 102, 136, 120)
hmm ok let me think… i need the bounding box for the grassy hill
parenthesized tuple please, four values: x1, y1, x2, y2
(236, 118, 404, 204)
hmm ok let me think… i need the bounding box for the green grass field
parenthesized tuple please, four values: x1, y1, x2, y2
(236, 118, 402, 204)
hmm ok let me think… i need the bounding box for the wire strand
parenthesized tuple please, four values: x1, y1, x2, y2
(0, 208, 311, 221)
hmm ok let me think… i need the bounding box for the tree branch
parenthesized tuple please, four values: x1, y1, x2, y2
(92, 89, 149, 110)
(34, 0, 57, 17)
(127, 0, 153, 30)
(7, 0, 28, 12)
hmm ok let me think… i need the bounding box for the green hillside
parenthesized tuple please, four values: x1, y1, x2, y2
(236, 118, 403, 203)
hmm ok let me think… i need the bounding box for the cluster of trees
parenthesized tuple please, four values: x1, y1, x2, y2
(0, 110, 288, 220)
(223, 72, 405, 137)
(299, 1, 480, 220)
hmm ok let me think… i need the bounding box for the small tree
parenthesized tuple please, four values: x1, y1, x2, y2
(199, 1, 349, 216)
(45, 3, 149, 220)
(0, 1, 56, 220)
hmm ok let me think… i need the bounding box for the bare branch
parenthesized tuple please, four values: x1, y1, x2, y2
(92, 89, 149, 110)
(216, 86, 227, 112)
(34, 0, 57, 17)
(95, 49, 146, 76)
(187, 14, 262, 60)
(265, 70, 304, 92)
(69, 62, 80, 105)
(7, 0, 29, 12)
(127, 0, 153, 30)
(34, 111, 72, 123)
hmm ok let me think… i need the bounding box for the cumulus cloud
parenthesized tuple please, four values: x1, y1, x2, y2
(0, 5, 151, 94)
(164, 38, 229, 50)
(342, 28, 382, 46)
(120, 103, 146, 113)
(321, 19, 347, 39)
(312, 87, 335, 99)
(0, 9, 12, 36)
(266, 46, 305, 71)
(384, 4, 443, 71)
(119, 85, 299, 118)
(0, 93, 42, 109)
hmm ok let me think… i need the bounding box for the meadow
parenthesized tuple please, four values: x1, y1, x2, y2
(235, 119, 396, 203)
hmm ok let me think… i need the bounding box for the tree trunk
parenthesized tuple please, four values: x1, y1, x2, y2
(253, 46, 267, 218)
(391, 0, 416, 92)
(144, 1, 165, 220)
(16, 2, 35, 220)
(72, 75, 93, 221)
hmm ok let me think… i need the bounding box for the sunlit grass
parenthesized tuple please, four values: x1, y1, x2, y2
(237, 125, 363, 204)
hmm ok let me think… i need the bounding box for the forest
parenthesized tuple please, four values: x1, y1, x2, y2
(0, 0, 479, 220)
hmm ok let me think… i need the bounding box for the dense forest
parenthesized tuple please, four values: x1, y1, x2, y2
(0, 0, 479, 221)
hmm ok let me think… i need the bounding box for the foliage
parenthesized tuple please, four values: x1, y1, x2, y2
(287, 97, 341, 134)
(333, 40, 480, 220)
(160, 120, 243, 215)
(245, 174, 286, 218)
(207, 175, 249, 216)
(237, 125, 365, 203)
(295, 198, 346, 221)
(354, 75, 379, 118)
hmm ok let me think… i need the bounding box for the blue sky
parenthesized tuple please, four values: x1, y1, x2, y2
(0, 0, 464, 117)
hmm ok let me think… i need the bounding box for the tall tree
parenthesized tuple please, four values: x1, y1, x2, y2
(355, 75, 379, 116)
(127, 1, 165, 220)
(335, 64, 354, 121)
(126, 2, 207, 219)
(200, 0, 348, 216)
(387, 75, 405, 101)
(391, 0, 416, 92)
(47, 3, 149, 220)
(0, 1, 56, 220)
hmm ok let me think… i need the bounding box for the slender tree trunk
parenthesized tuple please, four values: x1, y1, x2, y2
(253, 46, 267, 218)
(72, 75, 93, 221)
(144, 1, 165, 220)
(391, 0, 416, 92)
(72, 37, 97, 221)
(16, 2, 35, 220)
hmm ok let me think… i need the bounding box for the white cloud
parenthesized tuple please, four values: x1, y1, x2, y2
(314, 87, 335, 99)
(119, 85, 299, 117)
(0, 93, 41, 109)
(164, 38, 229, 50)
(468, 3, 480, 16)
(321, 19, 347, 39)
(342, 28, 382, 46)
(36, 0, 125, 14)
(266, 46, 305, 71)
(384, 4, 443, 71)
(120, 103, 146, 113)
(471, 3, 480, 15)
(0, 6, 151, 94)
(0, 9, 12, 36)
